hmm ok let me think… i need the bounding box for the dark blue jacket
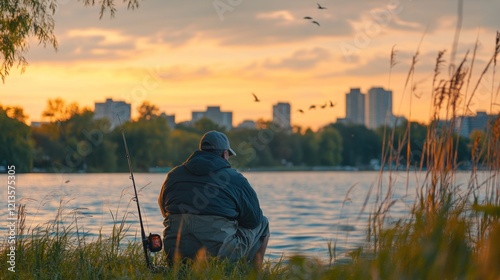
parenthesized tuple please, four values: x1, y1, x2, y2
(158, 151, 264, 229)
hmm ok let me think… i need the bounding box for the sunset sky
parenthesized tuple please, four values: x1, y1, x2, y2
(1, 0, 499, 130)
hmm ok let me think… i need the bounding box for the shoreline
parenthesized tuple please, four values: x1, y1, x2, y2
(6, 166, 488, 174)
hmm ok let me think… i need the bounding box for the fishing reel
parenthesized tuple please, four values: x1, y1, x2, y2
(147, 233, 163, 252)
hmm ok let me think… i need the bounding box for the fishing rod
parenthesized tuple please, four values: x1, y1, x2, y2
(119, 123, 162, 269)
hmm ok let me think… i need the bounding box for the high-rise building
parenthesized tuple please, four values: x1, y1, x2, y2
(366, 87, 393, 129)
(272, 102, 291, 129)
(456, 111, 497, 138)
(345, 88, 365, 125)
(192, 106, 233, 129)
(94, 98, 131, 128)
(160, 112, 176, 128)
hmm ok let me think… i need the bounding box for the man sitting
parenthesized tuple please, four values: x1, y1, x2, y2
(158, 130, 270, 269)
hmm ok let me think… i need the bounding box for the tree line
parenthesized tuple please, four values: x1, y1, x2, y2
(1, 98, 479, 173)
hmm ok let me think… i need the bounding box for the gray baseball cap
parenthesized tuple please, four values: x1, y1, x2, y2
(199, 131, 236, 156)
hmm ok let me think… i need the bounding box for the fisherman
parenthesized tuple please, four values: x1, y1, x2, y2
(158, 130, 270, 269)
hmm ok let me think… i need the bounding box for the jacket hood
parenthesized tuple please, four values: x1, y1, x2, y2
(183, 151, 230, 175)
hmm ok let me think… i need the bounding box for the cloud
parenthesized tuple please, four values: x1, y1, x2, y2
(26, 28, 139, 62)
(21, 0, 500, 65)
(335, 50, 448, 79)
(66, 29, 130, 46)
(256, 10, 296, 23)
(156, 65, 212, 81)
(262, 47, 332, 70)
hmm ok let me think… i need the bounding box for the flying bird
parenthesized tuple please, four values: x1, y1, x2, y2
(321, 103, 327, 109)
(297, 109, 304, 113)
(252, 92, 260, 102)
(329, 100, 336, 107)
(65, 180, 70, 183)
(317, 3, 327, 9)
(312, 21, 320, 26)
(309, 105, 316, 110)
(303, 16, 313, 20)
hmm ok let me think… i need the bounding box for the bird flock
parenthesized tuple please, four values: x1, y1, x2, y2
(250, 3, 333, 114)
(304, 3, 327, 26)
(252, 93, 336, 114)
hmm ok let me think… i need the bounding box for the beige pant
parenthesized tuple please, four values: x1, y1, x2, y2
(162, 214, 269, 262)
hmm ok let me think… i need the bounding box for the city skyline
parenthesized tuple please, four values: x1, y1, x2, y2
(90, 97, 494, 137)
(1, 2, 499, 130)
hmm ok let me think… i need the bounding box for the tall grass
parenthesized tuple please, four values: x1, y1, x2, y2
(358, 30, 500, 279)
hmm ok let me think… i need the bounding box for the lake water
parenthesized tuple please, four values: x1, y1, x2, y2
(0, 171, 487, 262)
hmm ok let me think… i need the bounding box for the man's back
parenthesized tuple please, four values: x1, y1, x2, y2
(159, 150, 263, 228)
(158, 150, 266, 260)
